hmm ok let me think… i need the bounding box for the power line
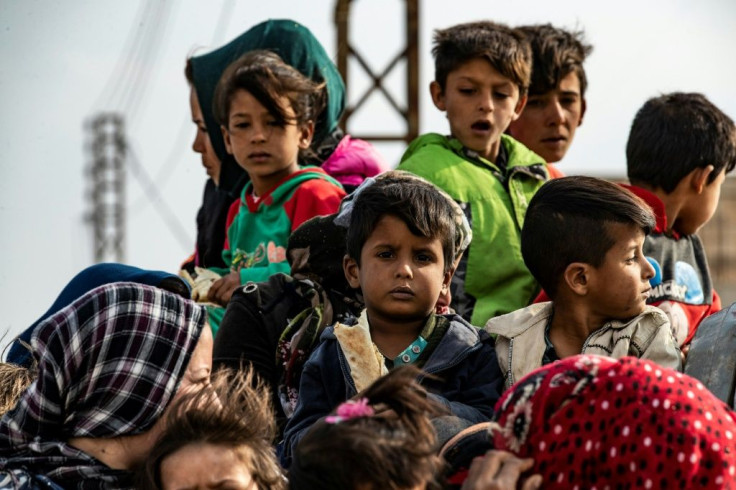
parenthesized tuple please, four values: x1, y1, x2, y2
(126, 143, 193, 251)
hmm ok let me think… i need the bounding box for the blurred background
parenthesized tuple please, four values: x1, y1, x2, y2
(2, 0, 735, 343)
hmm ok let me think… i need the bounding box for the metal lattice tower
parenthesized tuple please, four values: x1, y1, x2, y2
(86, 113, 126, 262)
(334, 0, 419, 143)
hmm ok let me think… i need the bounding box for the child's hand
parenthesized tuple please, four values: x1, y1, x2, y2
(208, 271, 241, 306)
(461, 450, 542, 490)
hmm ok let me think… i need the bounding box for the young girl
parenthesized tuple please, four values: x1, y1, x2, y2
(204, 50, 346, 332)
(140, 368, 286, 490)
(288, 366, 445, 490)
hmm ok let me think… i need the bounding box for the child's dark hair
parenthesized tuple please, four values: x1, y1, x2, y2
(213, 50, 325, 130)
(139, 368, 285, 490)
(517, 24, 592, 96)
(627, 92, 736, 193)
(432, 21, 531, 95)
(521, 176, 655, 298)
(345, 174, 456, 272)
(288, 365, 447, 490)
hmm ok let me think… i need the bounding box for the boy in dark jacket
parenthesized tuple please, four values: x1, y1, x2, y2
(281, 174, 503, 467)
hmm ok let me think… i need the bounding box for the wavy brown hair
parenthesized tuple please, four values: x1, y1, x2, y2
(139, 368, 285, 490)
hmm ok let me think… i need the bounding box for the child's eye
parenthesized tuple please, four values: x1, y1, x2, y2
(494, 92, 510, 100)
(267, 119, 286, 128)
(560, 96, 578, 107)
(458, 88, 475, 95)
(377, 251, 394, 259)
(415, 253, 434, 263)
(233, 121, 250, 130)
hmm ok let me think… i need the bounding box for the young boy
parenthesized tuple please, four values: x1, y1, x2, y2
(507, 24, 592, 176)
(281, 176, 503, 466)
(485, 176, 681, 389)
(624, 92, 736, 347)
(398, 21, 547, 326)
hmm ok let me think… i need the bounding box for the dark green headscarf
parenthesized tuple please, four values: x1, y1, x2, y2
(190, 19, 346, 195)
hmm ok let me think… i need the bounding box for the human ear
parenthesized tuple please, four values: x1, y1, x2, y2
(430, 81, 446, 111)
(298, 120, 315, 150)
(563, 262, 590, 296)
(691, 165, 715, 194)
(578, 97, 587, 127)
(221, 125, 233, 155)
(511, 94, 527, 121)
(343, 255, 361, 289)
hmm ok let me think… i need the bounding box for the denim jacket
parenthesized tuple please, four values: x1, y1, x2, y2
(280, 313, 503, 467)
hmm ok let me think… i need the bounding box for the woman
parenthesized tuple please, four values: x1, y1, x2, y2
(0, 282, 212, 489)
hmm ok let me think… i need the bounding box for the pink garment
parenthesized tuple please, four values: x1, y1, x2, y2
(321, 135, 390, 188)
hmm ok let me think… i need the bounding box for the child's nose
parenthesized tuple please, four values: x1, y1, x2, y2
(395, 260, 413, 278)
(642, 256, 655, 280)
(546, 100, 565, 125)
(478, 92, 493, 113)
(250, 124, 267, 143)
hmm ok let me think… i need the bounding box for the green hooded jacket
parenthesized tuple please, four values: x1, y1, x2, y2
(190, 19, 346, 196)
(398, 133, 548, 326)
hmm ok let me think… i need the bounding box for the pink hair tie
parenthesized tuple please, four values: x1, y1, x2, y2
(326, 397, 375, 424)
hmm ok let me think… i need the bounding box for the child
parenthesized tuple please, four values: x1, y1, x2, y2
(140, 369, 286, 490)
(507, 24, 592, 176)
(485, 176, 681, 389)
(397, 21, 547, 326)
(288, 366, 446, 490)
(624, 92, 736, 347)
(181, 19, 388, 275)
(281, 176, 503, 466)
(204, 50, 346, 332)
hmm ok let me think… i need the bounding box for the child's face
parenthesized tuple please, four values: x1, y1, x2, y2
(344, 215, 451, 330)
(587, 223, 655, 320)
(675, 168, 726, 235)
(160, 442, 256, 490)
(430, 57, 525, 162)
(507, 71, 586, 164)
(190, 88, 222, 185)
(222, 89, 313, 195)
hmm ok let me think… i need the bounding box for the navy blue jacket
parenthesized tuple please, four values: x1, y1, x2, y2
(280, 314, 503, 467)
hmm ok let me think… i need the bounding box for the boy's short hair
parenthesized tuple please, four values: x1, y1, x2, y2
(627, 92, 736, 193)
(432, 21, 532, 95)
(346, 176, 456, 273)
(521, 176, 655, 298)
(517, 24, 592, 96)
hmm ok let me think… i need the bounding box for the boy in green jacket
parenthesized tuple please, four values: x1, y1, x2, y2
(398, 21, 547, 326)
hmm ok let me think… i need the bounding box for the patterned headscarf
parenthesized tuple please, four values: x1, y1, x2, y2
(491, 355, 736, 489)
(0, 282, 207, 488)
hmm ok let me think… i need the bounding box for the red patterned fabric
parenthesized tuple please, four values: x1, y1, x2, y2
(491, 355, 736, 489)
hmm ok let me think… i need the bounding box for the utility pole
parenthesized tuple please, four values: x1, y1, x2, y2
(334, 0, 419, 143)
(85, 113, 126, 263)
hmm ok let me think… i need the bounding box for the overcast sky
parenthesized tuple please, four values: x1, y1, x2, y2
(1, 0, 735, 344)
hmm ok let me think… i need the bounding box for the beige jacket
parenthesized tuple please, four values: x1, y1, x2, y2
(484, 302, 682, 390)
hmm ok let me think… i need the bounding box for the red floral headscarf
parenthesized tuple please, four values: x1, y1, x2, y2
(491, 355, 736, 489)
